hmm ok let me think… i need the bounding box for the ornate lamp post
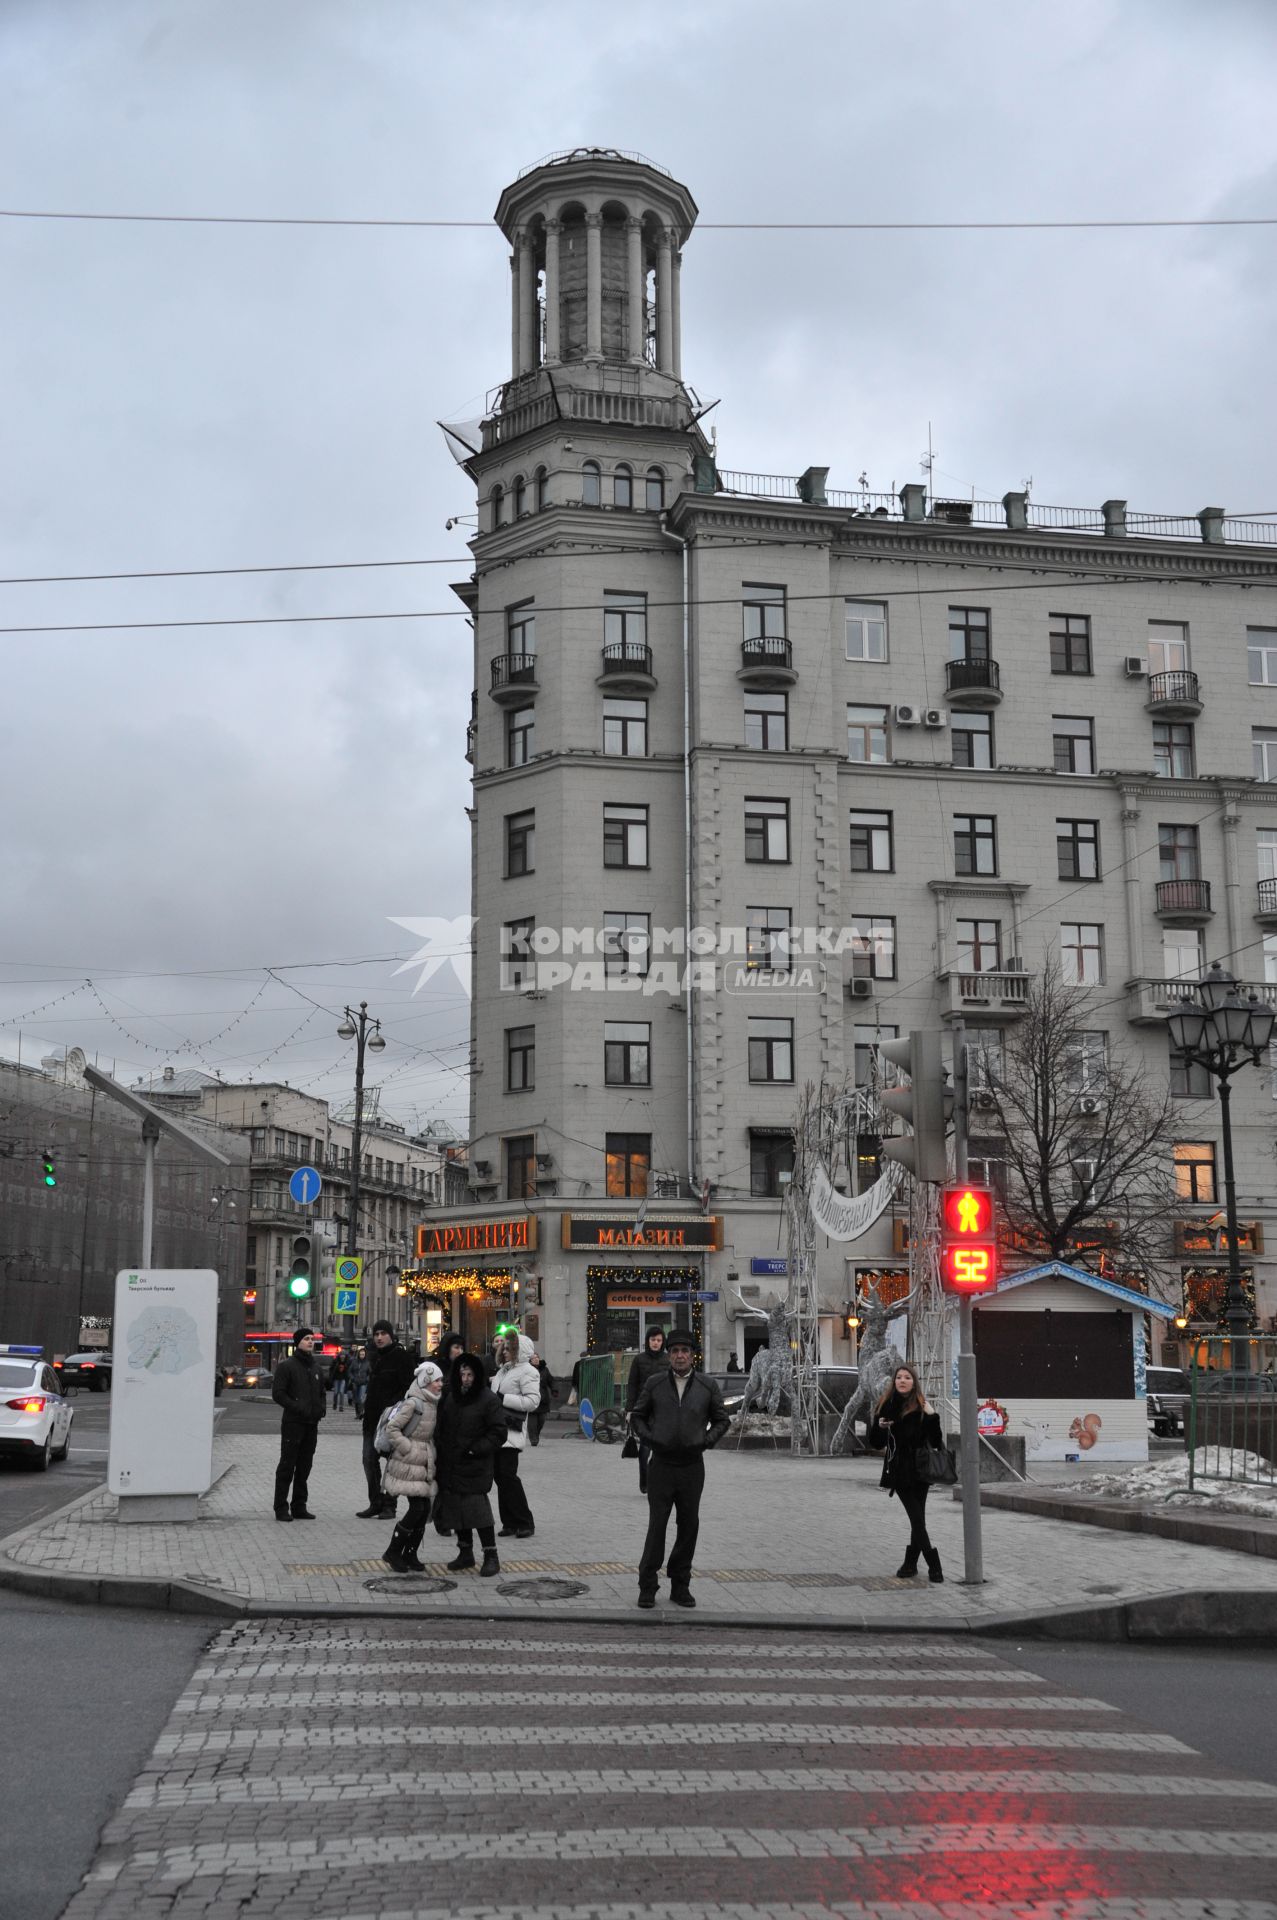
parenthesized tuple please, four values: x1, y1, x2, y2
(1166, 964, 1275, 1373)
(336, 1003, 386, 1261)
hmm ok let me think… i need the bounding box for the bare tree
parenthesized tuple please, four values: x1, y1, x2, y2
(971, 965, 1180, 1289)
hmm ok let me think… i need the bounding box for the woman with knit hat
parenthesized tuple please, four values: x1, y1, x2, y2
(381, 1361, 444, 1572)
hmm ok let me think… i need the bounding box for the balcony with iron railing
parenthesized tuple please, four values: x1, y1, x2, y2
(1146, 669, 1203, 718)
(1127, 975, 1277, 1025)
(1258, 878, 1277, 924)
(597, 640, 657, 691)
(1154, 877, 1214, 924)
(737, 634, 797, 686)
(944, 656, 1003, 709)
(489, 652, 540, 704)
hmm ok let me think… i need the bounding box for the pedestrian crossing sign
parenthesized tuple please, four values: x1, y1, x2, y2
(335, 1285, 361, 1315)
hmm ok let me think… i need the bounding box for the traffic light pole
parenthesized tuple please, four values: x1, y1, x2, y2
(951, 1022, 984, 1586)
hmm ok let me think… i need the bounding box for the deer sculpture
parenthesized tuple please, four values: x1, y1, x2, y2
(740, 1293, 793, 1417)
(830, 1283, 911, 1454)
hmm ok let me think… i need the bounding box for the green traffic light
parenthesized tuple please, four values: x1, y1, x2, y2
(42, 1150, 56, 1188)
(288, 1274, 311, 1300)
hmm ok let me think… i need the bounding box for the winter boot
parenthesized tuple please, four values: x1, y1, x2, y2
(924, 1547, 944, 1584)
(480, 1548, 500, 1578)
(383, 1524, 415, 1571)
(895, 1547, 921, 1578)
(447, 1547, 476, 1572)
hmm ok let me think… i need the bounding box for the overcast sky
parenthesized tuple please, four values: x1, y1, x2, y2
(2, 0, 1275, 1134)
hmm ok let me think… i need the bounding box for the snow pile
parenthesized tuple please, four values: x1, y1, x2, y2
(1073, 1449, 1277, 1519)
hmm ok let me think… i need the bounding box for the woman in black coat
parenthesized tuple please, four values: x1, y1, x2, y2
(868, 1364, 944, 1583)
(435, 1352, 508, 1577)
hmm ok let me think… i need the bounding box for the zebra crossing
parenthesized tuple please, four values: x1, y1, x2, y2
(63, 1619, 1277, 1920)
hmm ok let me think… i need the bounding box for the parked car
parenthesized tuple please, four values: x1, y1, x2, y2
(1146, 1364, 1191, 1437)
(223, 1366, 246, 1389)
(241, 1365, 273, 1391)
(54, 1350, 113, 1393)
(0, 1346, 74, 1470)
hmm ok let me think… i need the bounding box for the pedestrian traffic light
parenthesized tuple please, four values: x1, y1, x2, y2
(287, 1232, 313, 1300)
(940, 1183, 998, 1292)
(41, 1148, 56, 1188)
(879, 1031, 953, 1184)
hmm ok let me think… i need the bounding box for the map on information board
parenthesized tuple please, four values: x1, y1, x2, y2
(125, 1306, 203, 1377)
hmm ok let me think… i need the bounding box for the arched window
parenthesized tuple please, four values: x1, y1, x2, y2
(645, 466, 665, 511)
(581, 461, 601, 507)
(613, 464, 633, 510)
(490, 484, 504, 529)
(535, 465, 549, 511)
(511, 474, 526, 520)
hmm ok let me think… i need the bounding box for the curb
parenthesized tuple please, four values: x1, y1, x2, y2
(979, 1483, 1277, 1560)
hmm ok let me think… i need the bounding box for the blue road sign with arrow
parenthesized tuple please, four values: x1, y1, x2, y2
(288, 1165, 322, 1206)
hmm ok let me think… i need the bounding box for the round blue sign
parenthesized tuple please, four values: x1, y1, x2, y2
(288, 1165, 322, 1207)
(578, 1397, 595, 1439)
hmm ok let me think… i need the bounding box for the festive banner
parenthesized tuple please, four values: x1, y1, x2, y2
(808, 1159, 901, 1243)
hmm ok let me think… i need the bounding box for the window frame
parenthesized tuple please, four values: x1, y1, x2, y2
(645, 466, 665, 512)
(603, 696, 648, 758)
(1052, 714, 1096, 776)
(744, 796, 791, 864)
(603, 910, 651, 979)
(1049, 612, 1093, 676)
(604, 1020, 651, 1087)
(505, 1133, 537, 1201)
(1061, 921, 1105, 985)
(581, 461, 601, 507)
(1153, 720, 1195, 779)
(749, 1129, 795, 1198)
(1148, 621, 1189, 675)
(605, 1132, 651, 1199)
(505, 808, 535, 878)
(745, 905, 793, 971)
(506, 599, 536, 659)
(506, 704, 535, 768)
(1253, 727, 1277, 783)
(613, 464, 633, 510)
(742, 583, 787, 643)
(844, 599, 888, 663)
(846, 703, 891, 765)
(1057, 817, 1100, 882)
(505, 1025, 535, 1093)
(948, 606, 991, 662)
(1174, 1142, 1217, 1205)
(1158, 823, 1201, 882)
(951, 709, 994, 770)
(953, 812, 997, 877)
(955, 918, 1002, 974)
(1169, 1042, 1212, 1099)
(744, 689, 789, 751)
(748, 1016, 795, 1084)
(850, 915, 897, 980)
(603, 802, 650, 869)
(502, 916, 535, 989)
(849, 808, 893, 873)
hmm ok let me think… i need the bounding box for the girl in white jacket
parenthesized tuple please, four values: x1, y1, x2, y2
(489, 1331, 541, 1538)
(382, 1361, 442, 1572)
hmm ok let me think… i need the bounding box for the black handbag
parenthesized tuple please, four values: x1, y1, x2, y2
(620, 1435, 639, 1460)
(914, 1442, 958, 1486)
(503, 1408, 527, 1432)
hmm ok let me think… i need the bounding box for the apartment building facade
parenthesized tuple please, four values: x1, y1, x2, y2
(423, 146, 1277, 1370)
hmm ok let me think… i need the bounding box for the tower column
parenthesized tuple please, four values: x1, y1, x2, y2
(656, 226, 674, 374)
(627, 216, 644, 364)
(509, 249, 520, 379)
(516, 228, 538, 374)
(544, 218, 561, 364)
(585, 211, 603, 362)
(671, 249, 683, 378)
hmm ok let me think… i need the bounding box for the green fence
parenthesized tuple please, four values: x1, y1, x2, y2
(577, 1353, 627, 1420)
(1186, 1336, 1277, 1492)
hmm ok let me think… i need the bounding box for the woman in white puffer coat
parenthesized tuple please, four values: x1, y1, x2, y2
(381, 1361, 442, 1572)
(489, 1331, 541, 1538)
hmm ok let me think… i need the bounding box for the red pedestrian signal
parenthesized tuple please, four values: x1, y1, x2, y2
(940, 1184, 997, 1292)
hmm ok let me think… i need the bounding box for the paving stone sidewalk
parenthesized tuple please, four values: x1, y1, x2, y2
(6, 1423, 1277, 1632)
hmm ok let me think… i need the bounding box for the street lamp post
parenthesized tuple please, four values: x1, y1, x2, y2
(337, 1002, 386, 1265)
(1166, 964, 1275, 1374)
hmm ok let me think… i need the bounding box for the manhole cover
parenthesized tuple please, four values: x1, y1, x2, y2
(497, 1577, 589, 1601)
(362, 1575, 457, 1597)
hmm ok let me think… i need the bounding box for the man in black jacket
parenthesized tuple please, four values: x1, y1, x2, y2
(271, 1328, 325, 1521)
(624, 1326, 669, 1494)
(630, 1327, 729, 1610)
(358, 1319, 416, 1518)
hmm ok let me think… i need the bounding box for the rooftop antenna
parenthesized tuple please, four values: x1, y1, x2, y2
(1022, 474, 1033, 501)
(920, 422, 935, 490)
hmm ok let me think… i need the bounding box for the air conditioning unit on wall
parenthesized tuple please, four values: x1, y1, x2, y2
(1123, 656, 1147, 678)
(923, 708, 947, 728)
(848, 977, 874, 999)
(1078, 1095, 1102, 1116)
(893, 703, 920, 726)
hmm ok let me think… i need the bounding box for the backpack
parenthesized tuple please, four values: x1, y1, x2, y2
(374, 1398, 420, 1457)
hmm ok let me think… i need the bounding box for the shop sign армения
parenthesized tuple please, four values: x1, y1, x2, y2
(415, 1216, 538, 1259)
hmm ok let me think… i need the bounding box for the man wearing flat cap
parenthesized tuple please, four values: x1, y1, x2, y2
(271, 1328, 326, 1521)
(630, 1327, 729, 1610)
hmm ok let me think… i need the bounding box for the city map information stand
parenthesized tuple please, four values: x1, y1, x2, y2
(108, 1269, 218, 1523)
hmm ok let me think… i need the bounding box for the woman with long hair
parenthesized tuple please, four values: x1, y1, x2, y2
(868, 1364, 944, 1583)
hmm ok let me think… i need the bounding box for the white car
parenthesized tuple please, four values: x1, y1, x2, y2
(0, 1346, 74, 1471)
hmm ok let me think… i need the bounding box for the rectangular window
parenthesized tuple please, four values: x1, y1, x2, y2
(955, 918, 1001, 973)
(502, 916, 535, 989)
(1174, 1142, 1217, 1204)
(1148, 622, 1188, 675)
(506, 1134, 536, 1201)
(966, 1026, 1004, 1088)
(1159, 823, 1200, 882)
(604, 1021, 651, 1087)
(750, 1129, 795, 1197)
(1258, 830, 1277, 883)
(746, 905, 792, 970)
(1050, 612, 1092, 675)
(845, 599, 887, 662)
(1061, 921, 1104, 985)
(603, 802, 649, 868)
(967, 1137, 1008, 1199)
(1170, 1043, 1212, 1099)
(603, 911, 651, 978)
(1064, 1030, 1108, 1092)
(603, 590, 647, 650)
(949, 606, 991, 661)
(505, 808, 535, 877)
(1057, 817, 1100, 881)
(1254, 728, 1277, 782)
(1053, 715, 1095, 775)
(745, 797, 790, 863)
(742, 583, 786, 642)
(506, 705, 534, 767)
(505, 1025, 534, 1092)
(748, 1016, 794, 1083)
(605, 1132, 650, 1199)
(1163, 927, 1204, 981)
(951, 710, 993, 770)
(603, 697, 647, 757)
(850, 809, 893, 872)
(1248, 628, 1277, 686)
(854, 1022, 896, 1088)
(507, 600, 536, 658)
(954, 813, 997, 876)
(846, 703, 890, 764)
(1153, 721, 1195, 779)
(249, 1128, 266, 1154)
(850, 916, 896, 979)
(744, 689, 788, 751)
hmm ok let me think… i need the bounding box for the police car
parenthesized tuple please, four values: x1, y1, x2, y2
(0, 1345, 74, 1471)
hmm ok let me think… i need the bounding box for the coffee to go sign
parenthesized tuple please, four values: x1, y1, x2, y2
(415, 1216, 537, 1259)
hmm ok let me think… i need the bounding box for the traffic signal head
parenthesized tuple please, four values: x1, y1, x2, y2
(878, 1031, 953, 1184)
(41, 1148, 56, 1188)
(940, 1183, 998, 1292)
(287, 1232, 313, 1300)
